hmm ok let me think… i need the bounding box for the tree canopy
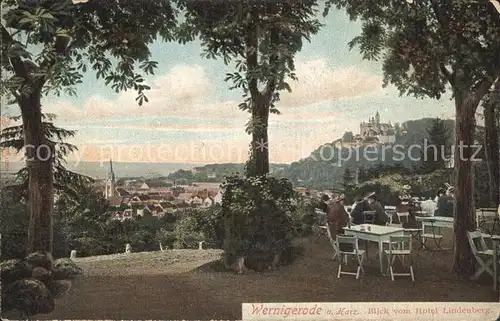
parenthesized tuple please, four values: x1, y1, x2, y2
(324, 1, 500, 100)
(1, 0, 177, 104)
(175, 0, 322, 175)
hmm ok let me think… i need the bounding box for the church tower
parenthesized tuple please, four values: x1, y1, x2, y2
(375, 111, 380, 124)
(105, 159, 116, 199)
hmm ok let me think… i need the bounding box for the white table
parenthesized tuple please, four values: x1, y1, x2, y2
(416, 216, 453, 250)
(476, 208, 498, 233)
(416, 216, 453, 229)
(343, 224, 404, 274)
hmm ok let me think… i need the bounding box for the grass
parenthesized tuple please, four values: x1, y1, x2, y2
(38, 231, 497, 320)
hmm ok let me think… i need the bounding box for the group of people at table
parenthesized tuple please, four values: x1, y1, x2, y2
(318, 185, 456, 239)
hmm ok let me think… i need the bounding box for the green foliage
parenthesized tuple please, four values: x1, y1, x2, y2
(176, 0, 322, 113)
(1, 0, 177, 104)
(346, 179, 402, 206)
(289, 196, 316, 237)
(411, 170, 451, 199)
(0, 114, 93, 200)
(418, 118, 451, 173)
(220, 174, 296, 270)
(342, 166, 355, 190)
(173, 207, 223, 249)
(0, 189, 29, 259)
(324, 1, 500, 99)
(175, 1, 322, 175)
(53, 184, 111, 258)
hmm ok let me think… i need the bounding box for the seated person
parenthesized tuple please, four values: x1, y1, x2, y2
(435, 186, 454, 217)
(318, 194, 329, 213)
(366, 192, 389, 226)
(350, 196, 370, 225)
(399, 185, 412, 203)
(434, 188, 445, 203)
(327, 194, 349, 239)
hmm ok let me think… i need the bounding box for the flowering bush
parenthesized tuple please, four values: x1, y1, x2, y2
(220, 175, 296, 271)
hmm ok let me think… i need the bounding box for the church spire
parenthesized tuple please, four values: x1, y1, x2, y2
(109, 159, 115, 180)
(107, 158, 116, 198)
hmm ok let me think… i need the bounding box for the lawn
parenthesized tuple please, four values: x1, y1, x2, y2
(39, 231, 497, 320)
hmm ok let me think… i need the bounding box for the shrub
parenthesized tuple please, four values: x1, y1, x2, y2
(411, 170, 450, 199)
(173, 207, 223, 249)
(1, 251, 82, 319)
(221, 175, 296, 271)
(0, 191, 29, 260)
(290, 196, 316, 236)
(347, 181, 401, 206)
(155, 228, 177, 249)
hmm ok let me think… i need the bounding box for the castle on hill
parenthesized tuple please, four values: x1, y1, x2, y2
(357, 111, 396, 145)
(336, 111, 396, 148)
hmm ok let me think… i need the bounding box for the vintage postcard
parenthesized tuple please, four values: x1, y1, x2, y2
(1, 0, 499, 320)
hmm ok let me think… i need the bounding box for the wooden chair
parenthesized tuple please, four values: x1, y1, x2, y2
(384, 235, 415, 282)
(467, 230, 494, 280)
(337, 235, 365, 280)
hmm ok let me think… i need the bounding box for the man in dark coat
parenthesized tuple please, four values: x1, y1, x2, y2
(366, 192, 389, 226)
(350, 196, 370, 225)
(436, 186, 454, 217)
(318, 194, 330, 213)
(327, 194, 349, 239)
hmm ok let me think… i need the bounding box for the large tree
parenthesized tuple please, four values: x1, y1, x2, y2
(175, 0, 322, 176)
(481, 82, 500, 207)
(1, 0, 177, 254)
(324, 0, 500, 275)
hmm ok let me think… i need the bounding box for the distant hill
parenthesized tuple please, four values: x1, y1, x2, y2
(1, 161, 199, 179)
(275, 117, 455, 190)
(167, 163, 289, 183)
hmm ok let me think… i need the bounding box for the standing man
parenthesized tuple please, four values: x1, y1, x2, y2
(327, 194, 349, 239)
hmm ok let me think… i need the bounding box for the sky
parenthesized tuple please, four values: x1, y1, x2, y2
(1, 7, 457, 165)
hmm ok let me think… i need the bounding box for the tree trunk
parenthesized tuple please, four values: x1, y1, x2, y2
(451, 93, 477, 276)
(20, 87, 55, 254)
(249, 98, 270, 176)
(483, 101, 499, 207)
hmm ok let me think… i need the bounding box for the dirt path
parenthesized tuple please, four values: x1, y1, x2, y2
(39, 238, 497, 320)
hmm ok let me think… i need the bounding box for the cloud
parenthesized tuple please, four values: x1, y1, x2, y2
(45, 59, 382, 124)
(68, 123, 242, 133)
(279, 59, 384, 108)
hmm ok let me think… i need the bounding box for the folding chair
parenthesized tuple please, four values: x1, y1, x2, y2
(384, 235, 415, 282)
(337, 235, 365, 279)
(325, 222, 340, 261)
(467, 230, 494, 280)
(385, 210, 396, 224)
(421, 220, 444, 249)
(396, 212, 409, 224)
(314, 208, 328, 239)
